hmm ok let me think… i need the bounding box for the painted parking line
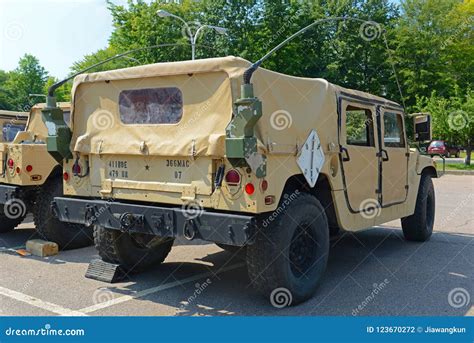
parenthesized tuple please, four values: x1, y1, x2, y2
(79, 262, 246, 314)
(0, 286, 86, 316)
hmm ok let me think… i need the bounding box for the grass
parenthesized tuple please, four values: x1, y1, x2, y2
(436, 163, 474, 171)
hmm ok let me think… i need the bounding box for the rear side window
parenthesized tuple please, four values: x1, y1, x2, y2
(383, 112, 405, 147)
(345, 105, 375, 147)
(2, 123, 25, 142)
(119, 87, 183, 124)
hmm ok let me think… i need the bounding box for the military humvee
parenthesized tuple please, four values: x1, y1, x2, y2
(45, 56, 437, 305)
(0, 110, 28, 143)
(0, 103, 92, 249)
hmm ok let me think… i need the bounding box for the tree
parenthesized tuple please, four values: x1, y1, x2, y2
(0, 70, 13, 110)
(4, 54, 48, 111)
(415, 89, 474, 165)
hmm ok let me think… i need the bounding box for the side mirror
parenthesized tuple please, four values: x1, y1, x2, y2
(411, 113, 432, 142)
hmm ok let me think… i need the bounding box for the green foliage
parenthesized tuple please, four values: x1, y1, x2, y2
(0, 54, 48, 111)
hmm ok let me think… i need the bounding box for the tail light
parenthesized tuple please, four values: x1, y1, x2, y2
(15, 167, 21, 174)
(63, 172, 69, 181)
(7, 159, 14, 168)
(225, 169, 241, 184)
(260, 179, 268, 192)
(245, 183, 255, 195)
(26, 165, 33, 172)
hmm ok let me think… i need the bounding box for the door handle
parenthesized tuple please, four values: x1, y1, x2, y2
(380, 149, 389, 162)
(340, 147, 350, 162)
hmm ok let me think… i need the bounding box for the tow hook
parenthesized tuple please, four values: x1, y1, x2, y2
(183, 219, 197, 240)
(119, 212, 143, 232)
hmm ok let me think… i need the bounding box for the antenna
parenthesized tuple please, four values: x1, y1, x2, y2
(242, 16, 405, 108)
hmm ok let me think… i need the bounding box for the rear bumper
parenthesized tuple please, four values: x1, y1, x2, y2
(0, 184, 20, 204)
(52, 197, 257, 246)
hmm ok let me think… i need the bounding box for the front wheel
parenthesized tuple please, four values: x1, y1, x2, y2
(94, 225, 174, 272)
(247, 193, 329, 306)
(33, 176, 93, 250)
(401, 174, 435, 241)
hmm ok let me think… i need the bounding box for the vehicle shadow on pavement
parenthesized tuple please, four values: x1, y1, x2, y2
(105, 227, 473, 317)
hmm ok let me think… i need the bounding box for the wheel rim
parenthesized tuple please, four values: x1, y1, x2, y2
(426, 192, 434, 229)
(289, 223, 318, 278)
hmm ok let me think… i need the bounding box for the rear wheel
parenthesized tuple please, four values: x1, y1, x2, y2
(247, 193, 329, 306)
(94, 225, 174, 272)
(0, 205, 26, 233)
(401, 174, 435, 242)
(33, 177, 93, 250)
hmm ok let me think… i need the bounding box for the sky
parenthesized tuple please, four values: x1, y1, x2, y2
(1, 0, 402, 80)
(0, 0, 124, 79)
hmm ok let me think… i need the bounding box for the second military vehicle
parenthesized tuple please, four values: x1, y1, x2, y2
(0, 102, 92, 249)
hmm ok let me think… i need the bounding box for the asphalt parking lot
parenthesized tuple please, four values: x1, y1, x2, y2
(0, 175, 472, 316)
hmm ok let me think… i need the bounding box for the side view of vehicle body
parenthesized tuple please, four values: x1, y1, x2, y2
(428, 140, 461, 158)
(0, 110, 28, 143)
(44, 56, 437, 305)
(0, 102, 92, 249)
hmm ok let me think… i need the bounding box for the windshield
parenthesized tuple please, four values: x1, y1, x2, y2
(429, 141, 444, 148)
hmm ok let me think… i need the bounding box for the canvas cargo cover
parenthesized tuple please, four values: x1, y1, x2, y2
(70, 56, 401, 158)
(15, 102, 70, 143)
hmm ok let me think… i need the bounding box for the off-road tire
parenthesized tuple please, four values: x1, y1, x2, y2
(0, 207, 26, 233)
(94, 225, 174, 272)
(33, 177, 93, 250)
(401, 174, 435, 242)
(247, 193, 329, 306)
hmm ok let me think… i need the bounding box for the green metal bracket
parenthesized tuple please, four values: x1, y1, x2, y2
(225, 84, 266, 178)
(41, 96, 72, 163)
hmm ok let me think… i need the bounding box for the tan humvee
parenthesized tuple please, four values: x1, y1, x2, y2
(0, 103, 92, 249)
(0, 110, 28, 143)
(49, 56, 437, 304)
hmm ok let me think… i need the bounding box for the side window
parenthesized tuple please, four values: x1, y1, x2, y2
(2, 123, 26, 142)
(119, 87, 183, 124)
(383, 112, 405, 148)
(345, 105, 375, 147)
(63, 111, 71, 127)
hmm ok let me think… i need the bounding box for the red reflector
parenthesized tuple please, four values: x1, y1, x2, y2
(15, 167, 21, 174)
(261, 179, 268, 192)
(7, 159, 14, 168)
(245, 183, 255, 195)
(225, 169, 241, 184)
(63, 172, 69, 181)
(73, 163, 81, 175)
(26, 165, 33, 172)
(265, 195, 275, 205)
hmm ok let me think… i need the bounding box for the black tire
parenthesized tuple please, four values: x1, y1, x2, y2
(401, 174, 435, 242)
(0, 206, 26, 233)
(247, 193, 329, 306)
(94, 225, 174, 272)
(33, 177, 93, 250)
